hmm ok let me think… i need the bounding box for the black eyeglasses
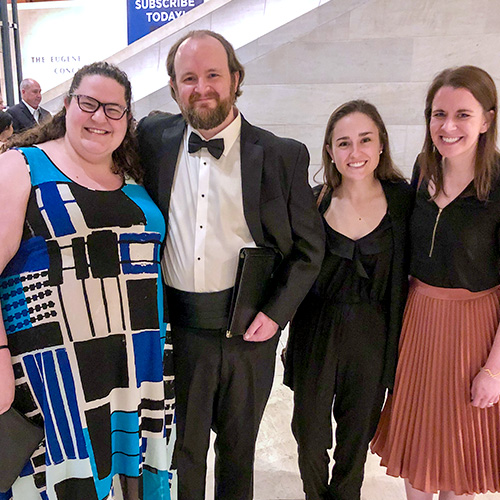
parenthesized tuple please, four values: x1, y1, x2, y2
(69, 94, 128, 120)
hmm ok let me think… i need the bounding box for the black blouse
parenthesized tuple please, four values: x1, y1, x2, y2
(410, 176, 500, 291)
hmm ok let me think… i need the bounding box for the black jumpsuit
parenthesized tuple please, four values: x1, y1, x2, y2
(289, 211, 393, 500)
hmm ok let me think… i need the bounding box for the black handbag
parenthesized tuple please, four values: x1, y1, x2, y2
(0, 407, 44, 493)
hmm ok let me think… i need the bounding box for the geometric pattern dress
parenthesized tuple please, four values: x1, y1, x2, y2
(0, 147, 175, 500)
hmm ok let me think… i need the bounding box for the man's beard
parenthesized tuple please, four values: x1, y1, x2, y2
(180, 91, 234, 131)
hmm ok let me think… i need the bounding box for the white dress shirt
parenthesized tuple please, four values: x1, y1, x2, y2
(163, 112, 256, 292)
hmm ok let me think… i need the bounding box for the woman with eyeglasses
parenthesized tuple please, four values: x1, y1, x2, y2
(0, 62, 174, 500)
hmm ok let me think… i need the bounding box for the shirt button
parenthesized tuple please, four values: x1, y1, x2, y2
(197, 257, 201, 261)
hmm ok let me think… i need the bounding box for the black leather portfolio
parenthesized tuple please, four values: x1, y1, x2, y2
(226, 247, 282, 337)
(0, 407, 44, 492)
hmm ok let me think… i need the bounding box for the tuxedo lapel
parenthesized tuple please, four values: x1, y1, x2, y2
(20, 102, 36, 126)
(40, 108, 50, 123)
(157, 117, 186, 219)
(240, 117, 265, 245)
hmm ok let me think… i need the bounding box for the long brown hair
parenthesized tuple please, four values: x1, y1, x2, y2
(420, 65, 499, 200)
(321, 100, 404, 190)
(4, 62, 143, 183)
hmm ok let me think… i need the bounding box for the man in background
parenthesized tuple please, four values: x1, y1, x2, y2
(7, 78, 51, 133)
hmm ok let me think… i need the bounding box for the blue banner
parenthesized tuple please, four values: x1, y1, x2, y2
(127, 0, 204, 45)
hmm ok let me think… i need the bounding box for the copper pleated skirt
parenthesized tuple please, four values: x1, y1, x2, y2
(371, 278, 500, 495)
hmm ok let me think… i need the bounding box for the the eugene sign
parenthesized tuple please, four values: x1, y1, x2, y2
(128, 0, 204, 44)
(30, 55, 82, 76)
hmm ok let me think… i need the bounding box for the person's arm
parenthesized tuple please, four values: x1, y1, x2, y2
(244, 142, 325, 342)
(471, 325, 500, 408)
(0, 149, 31, 414)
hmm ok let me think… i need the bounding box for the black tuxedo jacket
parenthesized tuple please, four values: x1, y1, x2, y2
(7, 101, 51, 133)
(138, 113, 325, 328)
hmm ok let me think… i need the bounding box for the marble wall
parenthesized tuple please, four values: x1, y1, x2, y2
(44, 0, 500, 179)
(236, 0, 500, 178)
(132, 0, 500, 179)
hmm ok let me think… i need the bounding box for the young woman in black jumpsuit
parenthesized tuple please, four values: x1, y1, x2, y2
(284, 100, 413, 500)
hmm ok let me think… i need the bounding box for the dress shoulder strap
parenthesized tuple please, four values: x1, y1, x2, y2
(316, 184, 329, 207)
(17, 146, 70, 187)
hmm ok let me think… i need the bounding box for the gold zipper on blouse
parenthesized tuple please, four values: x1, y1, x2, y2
(429, 207, 443, 258)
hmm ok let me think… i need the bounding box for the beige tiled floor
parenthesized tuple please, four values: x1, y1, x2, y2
(110, 342, 500, 500)
(205, 338, 500, 500)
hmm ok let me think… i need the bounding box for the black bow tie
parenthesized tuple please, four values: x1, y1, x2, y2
(188, 132, 224, 159)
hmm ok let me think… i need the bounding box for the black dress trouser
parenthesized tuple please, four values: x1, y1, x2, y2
(291, 303, 387, 500)
(171, 324, 279, 500)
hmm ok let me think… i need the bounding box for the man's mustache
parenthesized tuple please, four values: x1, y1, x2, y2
(189, 92, 219, 105)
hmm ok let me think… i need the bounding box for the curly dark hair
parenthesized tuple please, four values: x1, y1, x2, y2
(4, 61, 143, 183)
(320, 99, 405, 190)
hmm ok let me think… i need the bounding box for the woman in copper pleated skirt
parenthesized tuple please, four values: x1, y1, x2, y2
(372, 66, 500, 499)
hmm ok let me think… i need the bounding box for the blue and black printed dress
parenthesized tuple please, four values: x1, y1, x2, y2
(0, 147, 175, 500)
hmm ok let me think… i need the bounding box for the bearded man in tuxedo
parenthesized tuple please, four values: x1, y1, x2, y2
(138, 29, 324, 500)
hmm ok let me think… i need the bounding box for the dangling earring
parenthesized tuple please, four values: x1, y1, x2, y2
(432, 143, 437, 154)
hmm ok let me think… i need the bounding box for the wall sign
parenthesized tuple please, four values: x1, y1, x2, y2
(127, 0, 204, 45)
